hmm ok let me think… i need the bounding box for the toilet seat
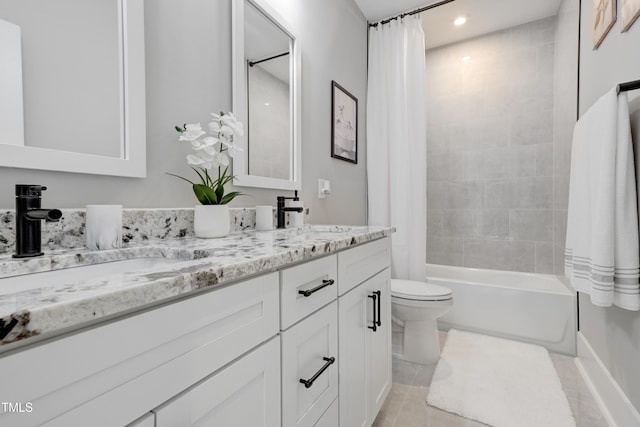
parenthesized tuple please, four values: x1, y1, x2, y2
(391, 279, 452, 302)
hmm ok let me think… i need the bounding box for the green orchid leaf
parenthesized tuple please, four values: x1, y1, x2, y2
(191, 167, 206, 185)
(215, 183, 225, 203)
(166, 172, 195, 185)
(193, 184, 218, 205)
(220, 191, 243, 205)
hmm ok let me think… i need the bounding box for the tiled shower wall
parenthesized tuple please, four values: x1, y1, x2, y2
(552, 0, 579, 274)
(425, 17, 556, 273)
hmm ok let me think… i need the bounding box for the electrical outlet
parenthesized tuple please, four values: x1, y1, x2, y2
(318, 179, 331, 199)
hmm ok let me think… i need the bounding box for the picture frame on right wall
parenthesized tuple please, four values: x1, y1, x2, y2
(621, 0, 640, 32)
(593, 0, 616, 48)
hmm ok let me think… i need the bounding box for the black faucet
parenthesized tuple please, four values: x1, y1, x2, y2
(13, 185, 63, 258)
(276, 191, 303, 229)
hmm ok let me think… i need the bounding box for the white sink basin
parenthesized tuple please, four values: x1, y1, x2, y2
(0, 257, 184, 295)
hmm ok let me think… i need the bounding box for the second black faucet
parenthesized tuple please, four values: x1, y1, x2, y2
(276, 191, 303, 229)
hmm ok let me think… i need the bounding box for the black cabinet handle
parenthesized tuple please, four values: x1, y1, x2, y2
(298, 279, 335, 297)
(368, 293, 377, 332)
(374, 290, 382, 327)
(299, 357, 335, 389)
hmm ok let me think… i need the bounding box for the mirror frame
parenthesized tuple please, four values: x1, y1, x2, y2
(231, 0, 301, 191)
(0, 0, 146, 178)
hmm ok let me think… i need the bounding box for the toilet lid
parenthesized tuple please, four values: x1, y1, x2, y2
(391, 279, 452, 301)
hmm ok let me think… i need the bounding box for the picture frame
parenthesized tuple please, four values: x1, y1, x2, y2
(593, 0, 616, 48)
(621, 0, 640, 32)
(331, 80, 358, 164)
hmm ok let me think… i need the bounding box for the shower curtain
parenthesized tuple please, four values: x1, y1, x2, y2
(367, 16, 427, 281)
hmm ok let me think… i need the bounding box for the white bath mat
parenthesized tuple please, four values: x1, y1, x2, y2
(427, 329, 576, 427)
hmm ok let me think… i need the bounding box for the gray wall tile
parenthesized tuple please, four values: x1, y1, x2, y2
(512, 145, 538, 177)
(463, 239, 536, 272)
(442, 210, 478, 237)
(510, 209, 553, 241)
(554, 209, 568, 245)
(426, 17, 557, 273)
(427, 237, 463, 266)
(445, 182, 485, 209)
(536, 143, 554, 176)
(479, 209, 510, 239)
(515, 178, 553, 208)
(535, 241, 555, 273)
(427, 209, 443, 237)
(486, 180, 515, 209)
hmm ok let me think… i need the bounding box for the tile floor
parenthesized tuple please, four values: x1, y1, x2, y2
(373, 332, 608, 427)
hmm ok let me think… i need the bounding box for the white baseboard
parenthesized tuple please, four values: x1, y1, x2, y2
(575, 332, 640, 427)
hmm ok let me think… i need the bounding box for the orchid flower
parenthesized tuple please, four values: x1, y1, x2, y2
(169, 111, 245, 205)
(178, 123, 206, 142)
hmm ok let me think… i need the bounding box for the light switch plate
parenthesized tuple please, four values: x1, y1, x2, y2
(318, 179, 331, 199)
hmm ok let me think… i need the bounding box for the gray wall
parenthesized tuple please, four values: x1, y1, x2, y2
(552, 0, 580, 275)
(0, 0, 368, 226)
(425, 18, 556, 273)
(578, 0, 640, 411)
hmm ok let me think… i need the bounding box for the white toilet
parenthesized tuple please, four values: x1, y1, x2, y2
(391, 279, 453, 365)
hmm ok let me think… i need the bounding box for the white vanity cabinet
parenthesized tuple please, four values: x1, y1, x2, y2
(1, 273, 280, 427)
(0, 235, 392, 427)
(279, 255, 339, 427)
(281, 302, 338, 427)
(153, 336, 281, 426)
(337, 239, 392, 427)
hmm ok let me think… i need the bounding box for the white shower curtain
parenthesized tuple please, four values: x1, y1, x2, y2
(367, 17, 427, 281)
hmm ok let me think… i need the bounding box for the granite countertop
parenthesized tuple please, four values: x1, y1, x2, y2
(0, 225, 393, 351)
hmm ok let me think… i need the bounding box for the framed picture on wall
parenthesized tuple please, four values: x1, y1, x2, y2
(331, 81, 358, 164)
(621, 0, 640, 31)
(593, 0, 616, 48)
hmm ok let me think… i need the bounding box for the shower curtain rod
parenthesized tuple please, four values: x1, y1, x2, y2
(368, 0, 457, 28)
(248, 51, 289, 67)
(617, 79, 640, 94)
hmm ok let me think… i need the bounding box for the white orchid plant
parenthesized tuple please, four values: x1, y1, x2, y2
(169, 112, 245, 205)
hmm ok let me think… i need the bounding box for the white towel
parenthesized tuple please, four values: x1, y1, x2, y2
(565, 88, 640, 311)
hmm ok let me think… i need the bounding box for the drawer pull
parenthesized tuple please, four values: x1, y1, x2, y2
(374, 290, 382, 327)
(368, 293, 377, 332)
(298, 279, 335, 297)
(299, 357, 335, 389)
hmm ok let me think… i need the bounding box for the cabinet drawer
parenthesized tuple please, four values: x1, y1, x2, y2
(337, 237, 391, 295)
(281, 301, 338, 427)
(1, 273, 279, 427)
(153, 336, 281, 427)
(280, 254, 337, 330)
(314, 398, 338, 427)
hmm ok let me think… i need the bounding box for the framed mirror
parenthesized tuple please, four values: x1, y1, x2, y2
(0, 0, 146, 177)
(232, 0, 301, 190)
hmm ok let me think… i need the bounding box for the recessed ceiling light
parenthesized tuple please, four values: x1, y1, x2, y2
(454, 16, 467, 26)
(461, 56, 471, 63)
(264, 102, 270, 106)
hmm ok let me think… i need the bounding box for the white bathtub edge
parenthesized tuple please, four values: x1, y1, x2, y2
(425, 263, 573, 296)
(575, 332, 640, 427)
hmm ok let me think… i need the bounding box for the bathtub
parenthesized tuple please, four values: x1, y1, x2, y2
(429, 264, 577, 355)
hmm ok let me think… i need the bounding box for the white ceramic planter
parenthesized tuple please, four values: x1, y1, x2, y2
(193, 205, 230, 238)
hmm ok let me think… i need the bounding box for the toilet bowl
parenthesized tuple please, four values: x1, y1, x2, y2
(391, 279, 453, 365)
